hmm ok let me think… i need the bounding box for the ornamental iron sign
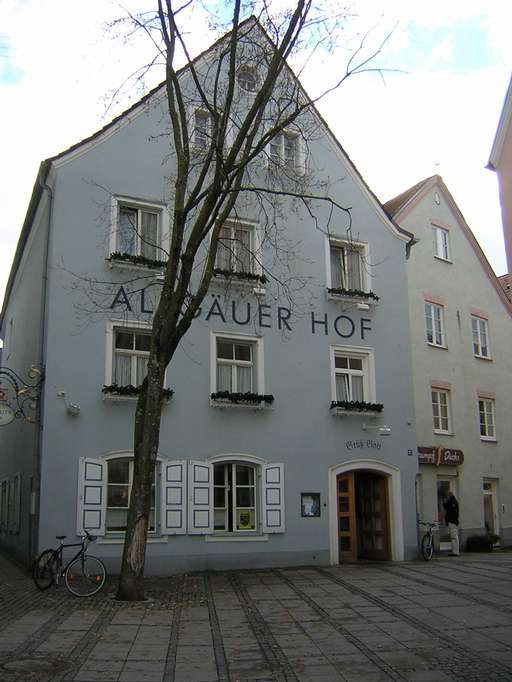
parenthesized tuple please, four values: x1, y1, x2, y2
(0, 366, 44, 426)
(418, 446, 464, 466)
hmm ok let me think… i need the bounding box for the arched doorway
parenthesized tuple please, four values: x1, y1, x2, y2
(329, 460, 404, 563)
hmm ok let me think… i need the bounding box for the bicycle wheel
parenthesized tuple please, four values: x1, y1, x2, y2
(33, 549, 57, 590)
(421, 534, 434, 561)
(65, 555, 106, 597)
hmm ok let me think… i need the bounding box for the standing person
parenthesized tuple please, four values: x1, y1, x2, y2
(443, 491, 460, 556)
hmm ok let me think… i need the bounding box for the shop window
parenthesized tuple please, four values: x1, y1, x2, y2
(424, 302, 445, 347)
(472, 316, 490, 359)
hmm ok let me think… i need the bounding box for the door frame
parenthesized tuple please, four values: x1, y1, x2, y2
(329, 459, 404, 563)
(483, 478, 500, 536)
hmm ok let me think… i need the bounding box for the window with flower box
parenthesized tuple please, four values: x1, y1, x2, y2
(330, 346, 380, 415)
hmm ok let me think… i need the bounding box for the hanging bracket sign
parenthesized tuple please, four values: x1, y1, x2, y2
(418, 446, 464, 466)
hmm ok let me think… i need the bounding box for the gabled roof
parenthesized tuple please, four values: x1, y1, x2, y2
(384, 175, 512, 316)
(488, 75, 512, 170)
(2, 16, 412, 326)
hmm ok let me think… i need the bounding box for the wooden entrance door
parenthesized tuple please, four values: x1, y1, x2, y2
(356, 473, 390, 560)
(337, 473, 357, 561)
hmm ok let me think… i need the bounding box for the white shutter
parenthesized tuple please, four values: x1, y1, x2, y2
(11, 473, 21, 533)
(76, 458, 106, 536)
(262, 463, 285, 533)
(187, 461, 213, 534)
(161, 461, 187, 535)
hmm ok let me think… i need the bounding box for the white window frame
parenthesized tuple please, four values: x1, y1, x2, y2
(105, 456, 158, 535)
(424, 302, 446, 347)
(213, 461, 258, 534)
(214, 219, 262, 277)
(193, 108, 212, 150)
(325, 237, 371, 295)
(105, 320, 169, 396)
(432, 389, 452, 435)
(479, 398, 496, 441)
(268, 128, 306, 175)
(330, 345, 376, 405)
(109, 196, 169, 264)
(237, 65, 259, 93)
(471, 316, 491, 359)
(432, 223, 451, 261)
(210, 331, 265, 397)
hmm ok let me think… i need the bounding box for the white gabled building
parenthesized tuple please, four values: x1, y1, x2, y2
(385, 175, 512, 549)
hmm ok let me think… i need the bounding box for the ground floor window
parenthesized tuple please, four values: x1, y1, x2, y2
(437, 478, 456, 542)
(213, 462, 257, 532)
(106, 458, 155, 532)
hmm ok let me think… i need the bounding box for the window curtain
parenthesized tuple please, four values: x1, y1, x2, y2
(114, 354, 131, 385)
(118, 208, 137, 255)
(141, 211, 158, 260)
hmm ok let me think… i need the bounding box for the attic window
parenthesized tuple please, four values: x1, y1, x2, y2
(238, 65, 258, 93)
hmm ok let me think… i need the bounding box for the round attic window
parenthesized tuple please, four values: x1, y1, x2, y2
(237, 65, 258, 92)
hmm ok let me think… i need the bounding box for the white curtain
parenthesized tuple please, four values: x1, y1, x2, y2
(330, 246, 343, 288)
(118, 208, 137, 254)
(216, 227, 231, 270)
(217, 364, 232, 392)
(237, 366, 252, 393)
(336, 374, 349, 401)
(351, 375, 364, 401)
(346, 249, 362, 289)
(136, 357, 148, 386)
(114, 354, 131, 385)
(141, 211, 158, 260)
(235, 228, 252, 272)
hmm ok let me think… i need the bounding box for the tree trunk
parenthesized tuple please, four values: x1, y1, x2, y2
(116, 353, 166, 600)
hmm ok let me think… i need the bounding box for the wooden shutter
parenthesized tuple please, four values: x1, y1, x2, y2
(262, 463, 285, 533)
(161, 461, 187, 535)
(76, 458, 106, 536)
(187, 461, 213, 534)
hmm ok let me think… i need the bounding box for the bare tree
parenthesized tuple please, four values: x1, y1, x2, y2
(104, 0, 391, 600)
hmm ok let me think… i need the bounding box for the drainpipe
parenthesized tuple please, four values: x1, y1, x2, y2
(29, 167, 53, 563)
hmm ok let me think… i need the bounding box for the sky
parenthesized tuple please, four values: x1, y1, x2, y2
(1, 0, 511, 315)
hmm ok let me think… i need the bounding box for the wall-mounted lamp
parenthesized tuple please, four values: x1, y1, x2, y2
(57, 390, 81, 417)
(362, 423, 391, 436)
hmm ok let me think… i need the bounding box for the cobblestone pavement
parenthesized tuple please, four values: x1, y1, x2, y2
(1, 552, 512, 681)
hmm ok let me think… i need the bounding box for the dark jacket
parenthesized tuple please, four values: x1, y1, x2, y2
(443, 495, 459, 525)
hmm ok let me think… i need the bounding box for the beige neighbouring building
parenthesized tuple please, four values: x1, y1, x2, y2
(385, 175, 512, 549)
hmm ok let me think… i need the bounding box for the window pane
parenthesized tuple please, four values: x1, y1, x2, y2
(330, 246, 343, 289)
(108, 460, 130, 484)
(217, 364, 232, 392)
(335, 374, 349, 402)
(351, 375, 364, 402)
(118, 207, 137, 254)
(217, 341, 233, 359)
(106, 508, 128, 532)
(214, 487, 225, 507)
(346, 248, 362, 289)
(348, 358, 362, 370)
(136, 356, 148, 386)
(335, 356, 348, 369)
(236, 465, 254, 486)
(234, 228, 252, 273)
(237, 365, 252, 393)
(235, 343, 251, 361)
(114, 354, 131, 385)
(108, 485, 129, 508)
(236, 487, 255, 507)
(135, 333, 151, 351)
(115, 331, 134, 350)
(283, 133, 297, 166)
(214, 465, 226, 485)
(216, 227, 232, 270)
(214, 509, 227, 530)
(141, 211, 158, 260)
(236, 508, 255, 530)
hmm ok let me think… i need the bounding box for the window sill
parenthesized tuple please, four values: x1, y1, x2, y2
(480, 436, 497, 443)
(102, 392, 172, 405)
(206, 533, 268, 542)
(474, 354, 492, 361)
(427, 342, 448, 350)
(106, 255, 165, 273)
(434, 255, 453, 264)
(330, 408, 380, 418)
(210, 398, 273, 411)
(326, 290, 379, 309)
(433, 430, 454, 436)
(98, 535, 168, 544)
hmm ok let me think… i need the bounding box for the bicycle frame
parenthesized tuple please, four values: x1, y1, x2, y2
(52, 538, 90, 582)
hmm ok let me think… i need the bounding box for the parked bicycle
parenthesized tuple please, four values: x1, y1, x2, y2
(419, 521, 439, 560)
(33, 530, 106, 597)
